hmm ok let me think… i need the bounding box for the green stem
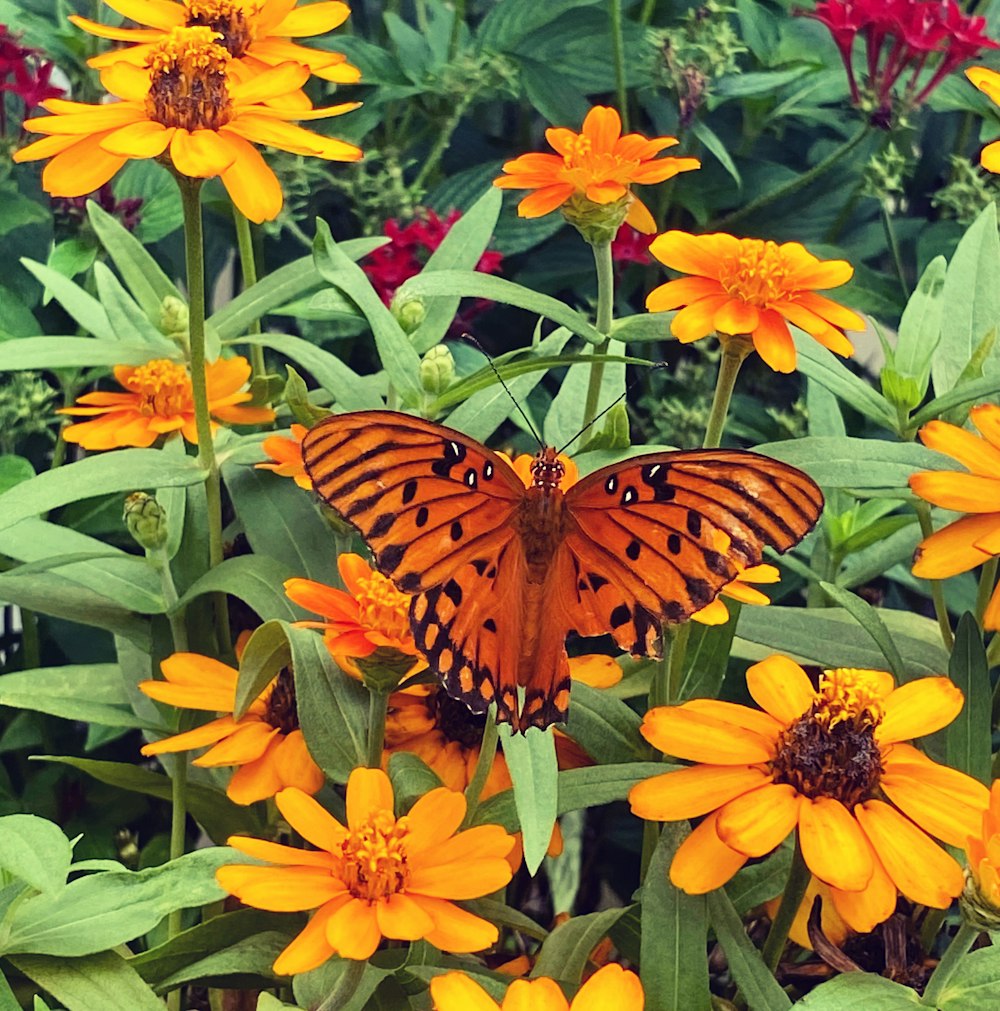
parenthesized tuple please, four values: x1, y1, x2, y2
(463, 710, 499, 826)
(639, 820, 660, 880)
(703, 338, 751, 449)
(178, 176, 231, 651)
(976, 557, 998, 627)
(639, 0, 658, 24)
(915, 502, 955, 650)
(581, 240, 616, 432)
(366, 690, 390, 768)
(19, 610, 39, 669)
(711, 124, 870, 231)
(411, 91, 474, 195)
(609, 0, 629, 132)
(154, 546, 189, 653)
(165, 752, 188, 1011)
(760, 837, 812, 973)
(881, 201, 909, 299)
(232, 206, 265, 380)
(665, 622, 691, 705)
(316, 958, 367, 1011)
(448, 0, 466, 61)
(922, 922, 980, 1008)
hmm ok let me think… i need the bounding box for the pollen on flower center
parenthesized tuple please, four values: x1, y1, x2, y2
(433, 690, 487, 749)
(124, 359, 193, 417)
(355, 573, 412, 641)
(185, 0, 258, 58)
(263, 669, 299, 734)
(769, 668, 885, 806)
(340, 812, 411, 900)
(719, 239, 793, 306)
(145, 27, 234, 131)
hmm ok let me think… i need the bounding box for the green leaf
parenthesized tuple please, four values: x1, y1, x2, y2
(20, 259, 115, 341)
(818, 582, 905, 679)
(910, 374, 1000, 429)
(562, 682, 646, 764)
(235, 621, 292, 720)
(290, 627, 368, 782)
(0, 450, 205, 533)
(0, 187, 49, 237)
(938, 945, 1000, 1010)
(532, 908, 628, 982)
(313, 220, 423, 405)
(33, 757, 262, 843)
(45, 239, 98, 287)
(387, 752, 443, 812)
(680, 603, 742, 700)
(0, 336, 160, 370)
(293, 956, 391, 1011)
(500, 725, 558, 875)
(946, 613, 992, 786)
(477, 0, 602, 52)
(0, 816, 72, 895)
(706, 889, 792, 1011)
(92, 262, 177, 352)
(0, 663, 145, 730)
(466, 897, 548, 942)
(545, 337, 626, 452)
(411, 188, 503, 353)
(396, 270, 604, 344)
(0, 970, 18, 1011)
(895, 256, 945, 381)
(176, 554, 300, 624)
(726, 847, 792, 916)
(9, 952, 165, 1011)
(0, 284, 40, 339)
(153, 931, 290, 990)
(609, 311, 675, 344)
(87, 200, 181, 320)
(0, 455, 34, 494)
(3, 848, 234, 956)
(934, 203, 1000, 396)
(691, 117, 741, 186)
(792, 973, 921, 1008)
(641, 824, 711, 1011)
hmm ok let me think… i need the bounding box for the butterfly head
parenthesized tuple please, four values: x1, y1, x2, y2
(529, 447, 566, 493)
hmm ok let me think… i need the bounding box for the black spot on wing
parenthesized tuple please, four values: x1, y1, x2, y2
(610, 603, 630, 628)
(379, 543, 405, 574)
(450, 520, 463, 542)
(443, 579, 463, 606)
(483, 618, 497, 632)
(368, 512, 396, 538)
(667, 533, 681, 555)
(686, 511, 702, 537)
(626, 539, 641, 561)
(588, 573, 609, 591)
(402, 479, 418, 504)
(415, 506, 429, 528)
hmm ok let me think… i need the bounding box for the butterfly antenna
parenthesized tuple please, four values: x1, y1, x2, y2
(462, 334, 545, 450)
(556, 361, 669, 456)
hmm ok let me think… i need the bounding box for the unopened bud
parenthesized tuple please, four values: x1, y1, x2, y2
(960, 870, 1000, 932)
(160, 296, 189, 341)
(561, 192, 631, 246)
(392, 296, 427, 334)
(124, 492, 168, 551)
(420, 344, 456, 396)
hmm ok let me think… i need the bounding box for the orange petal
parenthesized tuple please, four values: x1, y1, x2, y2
(517, 184, 575, 218)
(346, 766, 395, 828)
(326, 896, 382, 960)
(215, 864, 346, 910)
(798, 796, 873, 892)
(745, 654, 814, 725)
(375, 891, 435, 941)
(227, 835, 335, 867)
(828, 844, 897, 933)
(429, 972, 501, 1011)
(419, 896, 499, 953)
(226, 751, 284, 805)
(716, 783, 800, 857)
(875, 677, 964, 744)
(140, 716, 237, 756)
(752, 309, 797, 373)
(669, 810, 748, 893)
(908, 472, 1000, 513)
(219, 135, 282, 223)
(404, 787, 468, 853)
(628, 764, 771, 821)
(682, 699, 783, 740)
(624, 195, 657, 234)
(714, 298, 759, 337)
(276, 787, 348, 851)
(645, 276, 723, 312)
(911, 513, 1000, 578)
(573, 964, 644, 1011)
(671, 296, 731, 343)
(970, 404, 1000, 450)
(272, 897, 346, 976)
(195, 721, 278, 766)
(918, 420, 1000, 477)
(639, 704, 775, 763)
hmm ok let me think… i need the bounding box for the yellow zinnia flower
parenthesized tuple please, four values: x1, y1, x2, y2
(493, 105, 699, 234)
(13, 26, 361, 222)
(140, 652, 324, 805)
(217, 768, 516, 973)
(629, 656, 988, 934)
(967, 67, 1000, 173)
(645, 232, 866, 373)
(964, 780, 1000, 924)
(909, 406, 1000, 629)
(59, 355, 274, 449)
(257, 422, 310, 489)
(430, 963, 644, 1011)
(72, 0, 360, 86)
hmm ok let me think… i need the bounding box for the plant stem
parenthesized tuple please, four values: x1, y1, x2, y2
(760, 837, 812, 973)
(178, 176, 231, 650)
(412, 91, 473, 195)
(19, 610, 39, 669)
(639, 0, 658, 24)
(609, 0, 629, 131)
(232, 206, 265, 380)
(316, 958, 367, 1011)
(703, 338, 751, 449)
(448, 0, 466, 61)
(915, 502, 955, 650)
(581, 240, 616, 431)
(976, 557, 998, 627)
(666, 622, 691, 704)
(922, 922, 980, 1008)
(711, 124, 870, 231)
(881, 201, 909, 299)
(463, 710, 499, 826)
(366, 689, 389, 768)
(165, 752, 188, 1011)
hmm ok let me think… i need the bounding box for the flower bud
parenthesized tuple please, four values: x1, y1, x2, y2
(960, 870, 1000, 932)
(160, 296, 189, 341)
(351, 647, 420, 694)
(124, 492, 169, 551)
(392, 295, 427, 334)
(420, 344, 456, 396)
(560, 192, 631, 246)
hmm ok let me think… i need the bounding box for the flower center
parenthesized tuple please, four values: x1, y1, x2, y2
(339, 811, 411, 901)
(562, 135, 633, 188)
(185, 0, 258, 58)
(124, 359, 194, 417)
(355, 572, 412, 643)
(769, 668, 885, 807)
(263, 668, 298, 735)
(433, 690, 487, 749)
(145, 27, 233, 131)
(719, 239, 793, 307)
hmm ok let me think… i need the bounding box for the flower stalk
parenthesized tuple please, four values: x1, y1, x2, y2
(581, 239, 616, 431)
(366, 688, 390, 769)
(760, 838, 812, 972)
(914, 501, 955, 650)
(703, 337, 752, 450)
(921, 922, 980, 1007)
(232, 207, 266, 380)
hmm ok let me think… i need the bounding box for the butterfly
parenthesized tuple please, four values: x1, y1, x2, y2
(302, 411, 823, 732)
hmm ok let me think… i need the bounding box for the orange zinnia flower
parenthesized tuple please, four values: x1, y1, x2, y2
(628, 656, 988, 933)
(909, 406, 1000, 630)
(493, 105, 699, 234)
(645, 232, 866, 373)
(285, 552, 420, 658)
(59, 356, 274, 449)
(217, 768, 516, 973)
(964, 780, 1000, 925)
(430, 963, 644, 1011)
(13, 26, 361, 222)
(72, 0, 360, 86)
(257, 422, 310, 489)
(140, 652, 324, 805)
(691, 563, 779, 624)
(967, 68, 1000, 173)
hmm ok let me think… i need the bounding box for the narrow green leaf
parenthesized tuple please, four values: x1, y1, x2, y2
(726, 847, 792, 916)
(610, 311, 675, 343)
(706, 889, 792, 1011)
(0, 816, 72, 895)
(176, 555, 300, 623)
(641, 824, 711, 1011)
(793, 973, 921, 1008)
(313, 220, 423, 404)
(293, 956, 391, 1011)
(532, 908, 628, 982)
(387, 752, 443, 813)
(20, 259, 114, 341)
(500, 725, 558, 875)
(818, 582, 905, 679)
(154, 932, 290, 990)
(235, 621, 292, 719)
(691, 117, 741, 185)
(93, 262, 176, 351)
(0, 337, 159, 369)
(466, 898, 548, 942)
(946, 613, 992, 785)
(680, 602, 742, 701)
(0, 970, 18, 1011)
(895, 256, 945, 380)
(562, 682, 646, 764)
(10, 952, 165, 1011)
(910, 373, 1000, 428)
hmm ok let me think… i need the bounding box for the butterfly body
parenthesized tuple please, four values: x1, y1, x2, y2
(302, 411, 823, 732)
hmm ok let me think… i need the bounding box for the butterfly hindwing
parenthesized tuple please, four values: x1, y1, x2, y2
(302, 411, 524, 593)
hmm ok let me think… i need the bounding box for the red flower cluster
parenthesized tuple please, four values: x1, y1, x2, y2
(806, 0, 998, 124)
(364, 209, 504, 327)
(0, 25, 63, 136)
(611, 224, 655, 267)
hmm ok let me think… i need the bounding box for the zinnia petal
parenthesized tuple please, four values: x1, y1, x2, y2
(875, 677, 964, 744)
(745, 654, 815, 725)
(429, 973, 501, 1011)
(669, 811, 748, 893)
(716, 784, 800, 857)
(798, 796, 873, 892)
(629, 764, 771, 821)
(639, 704, 775, 764)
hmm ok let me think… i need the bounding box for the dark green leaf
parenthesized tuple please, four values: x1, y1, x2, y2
(9, 952, 165, 1011)
(387, 752, 443, 812)
(235, 621, 292, 720)
(0, 816, 72, 895)
(532, 908, 628, 982)
(793, 973, 921, 1008)
(176, 555, 300, 623)
(20, 259, 114, 341)
(818, 583, 905, 679)
(946, 613, 991, 785)
(562, 682, 646, 765)
(500, 725, 558, 875)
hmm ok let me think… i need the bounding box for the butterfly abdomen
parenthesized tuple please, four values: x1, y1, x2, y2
(516, 484, 570, 583)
